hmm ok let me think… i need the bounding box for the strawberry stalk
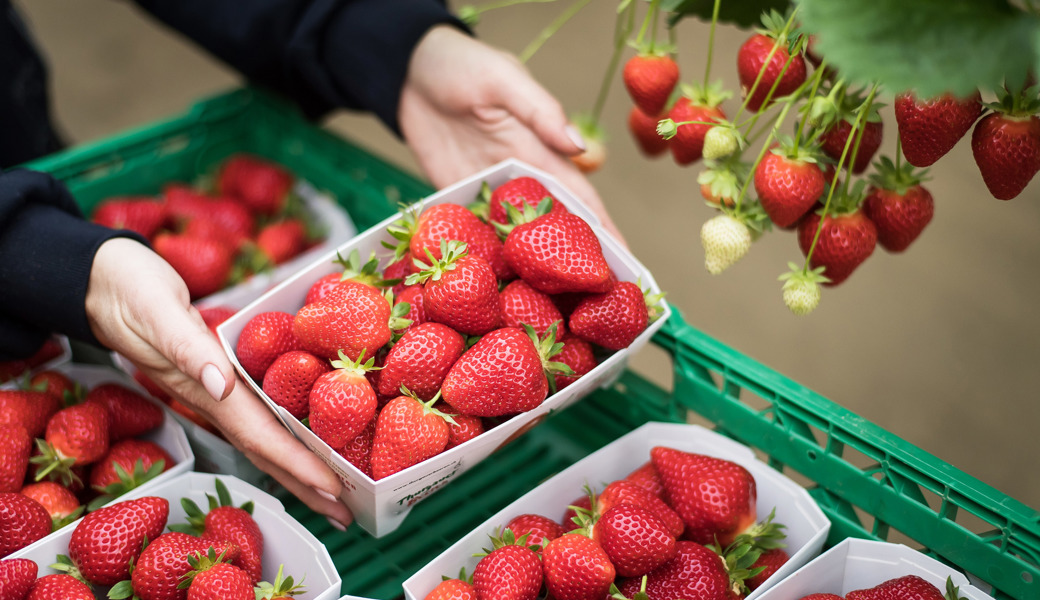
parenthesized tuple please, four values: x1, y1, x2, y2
(518, 0, 595, 64)
(590, 0, 636, 125)
(702, 0, 722, 89)
(633, 0, 661, 49)
(791, 63, 829, 154)
(733, 99, 798, 213)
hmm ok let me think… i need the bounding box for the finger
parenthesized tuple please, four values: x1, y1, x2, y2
(495, 64, 585, 156)
(244, 451, 354, 529)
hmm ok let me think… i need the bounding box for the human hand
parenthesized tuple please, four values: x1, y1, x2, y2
(399, 25, 626, 243)
(85, 238, 353, 529)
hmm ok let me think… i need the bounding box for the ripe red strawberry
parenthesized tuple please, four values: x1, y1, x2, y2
(405, 203, 513, 280)
(820, 118, 883, 175)
(552, 335, 596, 391)
(371, 392, 453, 480)
(650, 447, 756, 547)
(153, 233, 234, 300)
(26, 574, 94, 599)
(123, 531, 240, 600)
(798, 207, 877, 287)
(972, 111, 1040, 200)
(236, 311, 303, 382)
(503, 211, 611, 295)
(336, 418, 375, 478)
(594, 504, 676, 577)
(895, 91, 983, 167)
(597, 480, 684, 538)
(863, 157, 934, 253)
(506, 514, 564, 552)
(181, 199, 255, 252)
(625, 461, 665, 497)
(541, 532, 616, 600)
(426, 577, 476, 600)
(33, 402, 110, 486)
(0, 492, 50, 556)
(88, 439, 173, 504)
(305, 273, 347, 305)
(378, 322, 465, 400)
(218, 154, 294, 216)
(568, 281, 651, 351)
(441, 326, 560, 417)
(85, 383, 164, 441)
(163, 185, 212, 224)
(294, 281, 400, 361)
(846, 575, 946, 600)
(667, 96, 726, 166)
(173, 479, 264, 584)
(0, 557, 38, 598)
(434, 402, 484, 449)
(396, 285, 427, 329)
(198, 306, 236, 337)
(500, 280, 566, 338)
(29, 370, 77, 401)
(67, 495, 169, 585)
(472, 531, 543, 600)
(262, 350, 331, 420)
(183, 558, 254, 600)
(408, 242, 501, 336)
(746, 547, 788, 590)
(623, 54, 680, 116)
(21, 481, 82, 530)
(0, 389, 60, 437)
(93, 197, 166, 238)
(256, 219, 308, 266)
(616, 541, 736, 600)
(488, 177, 565, 226)
(629, 106, 669, 157)
(755, 148, 826, 228)
(309, 351, 378, 448)
(0, 425, 31, 493)
(737, 32, 807, 112)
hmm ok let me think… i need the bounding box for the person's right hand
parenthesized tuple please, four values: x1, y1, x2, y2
(85, 237, 353, 529)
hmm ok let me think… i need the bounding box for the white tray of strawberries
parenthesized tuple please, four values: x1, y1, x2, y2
(216, 158, 671, 536)
(402, 422, 831, 600)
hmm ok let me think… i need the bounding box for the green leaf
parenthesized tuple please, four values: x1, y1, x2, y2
(663, 0, 791, 28)
(798, 0, 1040, 98)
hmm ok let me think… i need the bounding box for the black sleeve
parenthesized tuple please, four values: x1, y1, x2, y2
(130, 0, 467, 134)
(0, 169, 145, 360)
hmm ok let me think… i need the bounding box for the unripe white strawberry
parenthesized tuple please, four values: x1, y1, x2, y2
(778, 262, 829, 315)
(702, 125, 742, 160)
(701, 214, 752, 275)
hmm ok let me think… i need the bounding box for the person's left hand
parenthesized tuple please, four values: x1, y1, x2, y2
(398, 25, 625, 243)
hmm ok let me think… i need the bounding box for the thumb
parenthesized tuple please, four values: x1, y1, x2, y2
(498, 64, 586, 156)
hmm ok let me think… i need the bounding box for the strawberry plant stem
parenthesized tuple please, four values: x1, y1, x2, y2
(733, 6, 799, 123)
(702, 0, 722, 88)
(734, 100, 796, 213)
(895, 137, 903, 171)
(591, 0, 636, 123)
(649, 1, 660, 51)
(738, 51, 798, 139)
(518, 0, 594, 63)
(635, 0, 660, 48)
(792, 64, 828, 154)
(839, 85, 879, 198)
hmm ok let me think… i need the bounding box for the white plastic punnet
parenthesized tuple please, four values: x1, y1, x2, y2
(402, 422, 830, 600)
(217, 159, 671, 536)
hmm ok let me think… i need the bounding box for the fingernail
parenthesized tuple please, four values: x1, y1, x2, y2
(201, 364, 226, 401)
(326, 516, 347, 532)
(565, 125, 587, 152)
(314, 488, 339, 503)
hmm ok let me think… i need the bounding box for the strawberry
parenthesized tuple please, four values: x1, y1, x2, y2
(0, 492, 50, 557)
(153, 233, 234, 300)
(570, 135, 607, 174)
(0, 557, 38, 598)
(472, 530, 543, 600)
(306, 251, 386, 304)
(407, 241, 501, 336)
(651, 447, 756, 547)
(198, 306, 236, 337)
(25, 574, 94, 599)
(180, 199, 254, 252)
(737, 25, 806, 112)
(820, 119, 883, 175)
(117, 532, 240, 600)
(746, 547, 788, 590)
(262, 350, 331, 420)
(65, 495, 169, 585)
(442, 326, 567, 417)
(163, 185, 213, 224)
(294, 282, 404, 361)
(182, 558, 254, 600)
(309, 351, 379, 448)
(798, 205, 877, 287)
(755, 146, 826, 228)
(173, 479, 263, 584)
(972, 110, 1040, 200)
(236, 311, 303, 382)
(256, 219, 308, 266)
(29, 370, 77, 401)
(778, 263, 829, 316)
(0, 425, 31, 493)
(506, 514, 564, 552)
(552, 335, 596, 391)
(426, 576, 476, 600)
(541, 532, 615, 600)
(217, 154, 294, 216)
(500, 280, 566, 338)
(378, 322, 465, 401)
(85, 383, 164, 441)
(594, 504, 676, 577)
(895, 91, 983, 167)
(396, 285, 427, 329)
(562, 494, 592, 531)
(846, 575, 947, 600)
(370, 391, 453, 480)
(305, 273, 348, 305)
(402, 203, 513, 280)
(502, 210, 611, 295)
(21, 481, 82, 530)
(488, 177, 564, 226)
(629, 107, 670, 157)
(435, 402, 485, 449)
(0, 390, 60, 438)
(568, 281, 654, 351)
(88, 439, 173, 507)
(92, 197, 166, 239)
(623, 54, 679, 116)
(863, 157, 934, 252)
(698, 164, 743, 208)
(701, 214, 751, 275)
(617, 540, 746, 600)
(336, 418, 375, 478)
(255, 564, 308, 600)
(596, 480, 684, 537)
(32, 402, 110, 486)
(665, 89, 728, 166)
(625, 461, 664, 497)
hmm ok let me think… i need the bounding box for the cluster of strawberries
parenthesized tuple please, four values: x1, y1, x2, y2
(91, 154, 316, 300)
(425, 446, 789, 600)
(0, 480, 305, 600)
(0, 372, 176, 558)
(233, 176, 662, 481)
(800, 575, 968, 600)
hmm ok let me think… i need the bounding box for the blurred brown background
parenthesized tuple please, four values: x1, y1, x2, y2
(16, 1, 1039, 510)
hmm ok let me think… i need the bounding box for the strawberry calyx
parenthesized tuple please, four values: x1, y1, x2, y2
(405, 240, 468, 286)
(626, 42, 676, 59)
(256, 563, 307, 599)
(384, 289, 413, 337)
(87, 458, 167, 511)
(382, 202, 421, 262)
(493, 197, 555, 238)
(467, 181, 494, 223)
(176, 547, 232, 590)
(945, 576, 970, 600)
(30, 438, 80, 488)
(707, 536, 766, 598)
(755, 8, 804, 53)
(564, 483, 600, 534)
(719, 201, 772, 239)
(334, 249, 390, 288)
(771, 135, 820, 164)
(984, 84, 1040, 118)
(869, 156, 930, 196)
(698, 160, 749, 208)
(522, 323, 575, 395)
(169, 477, 254, 536)
(819, 180, 869, 217)
(325, 349, 381, 381)
(52, 504, 86, 530)
(638, 279, 667, 322)
(679, 80, 732, 109)
(400, 387, 459, 428)
(733, 508, 787, 551)
(50, 554, 93, 588)
(609, 576, 649, 600)
(802, 81, 844, 130)
(474, 527, 540, 556)
(832, 86, 885, 125)
(440, 567, 473, 584)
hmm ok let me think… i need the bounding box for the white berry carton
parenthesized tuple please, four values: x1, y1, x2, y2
(216, 158, 671, 537)
(11, 472, 340, 600)
(402, 422, 831, 600)
(752, 538, 991, 600)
